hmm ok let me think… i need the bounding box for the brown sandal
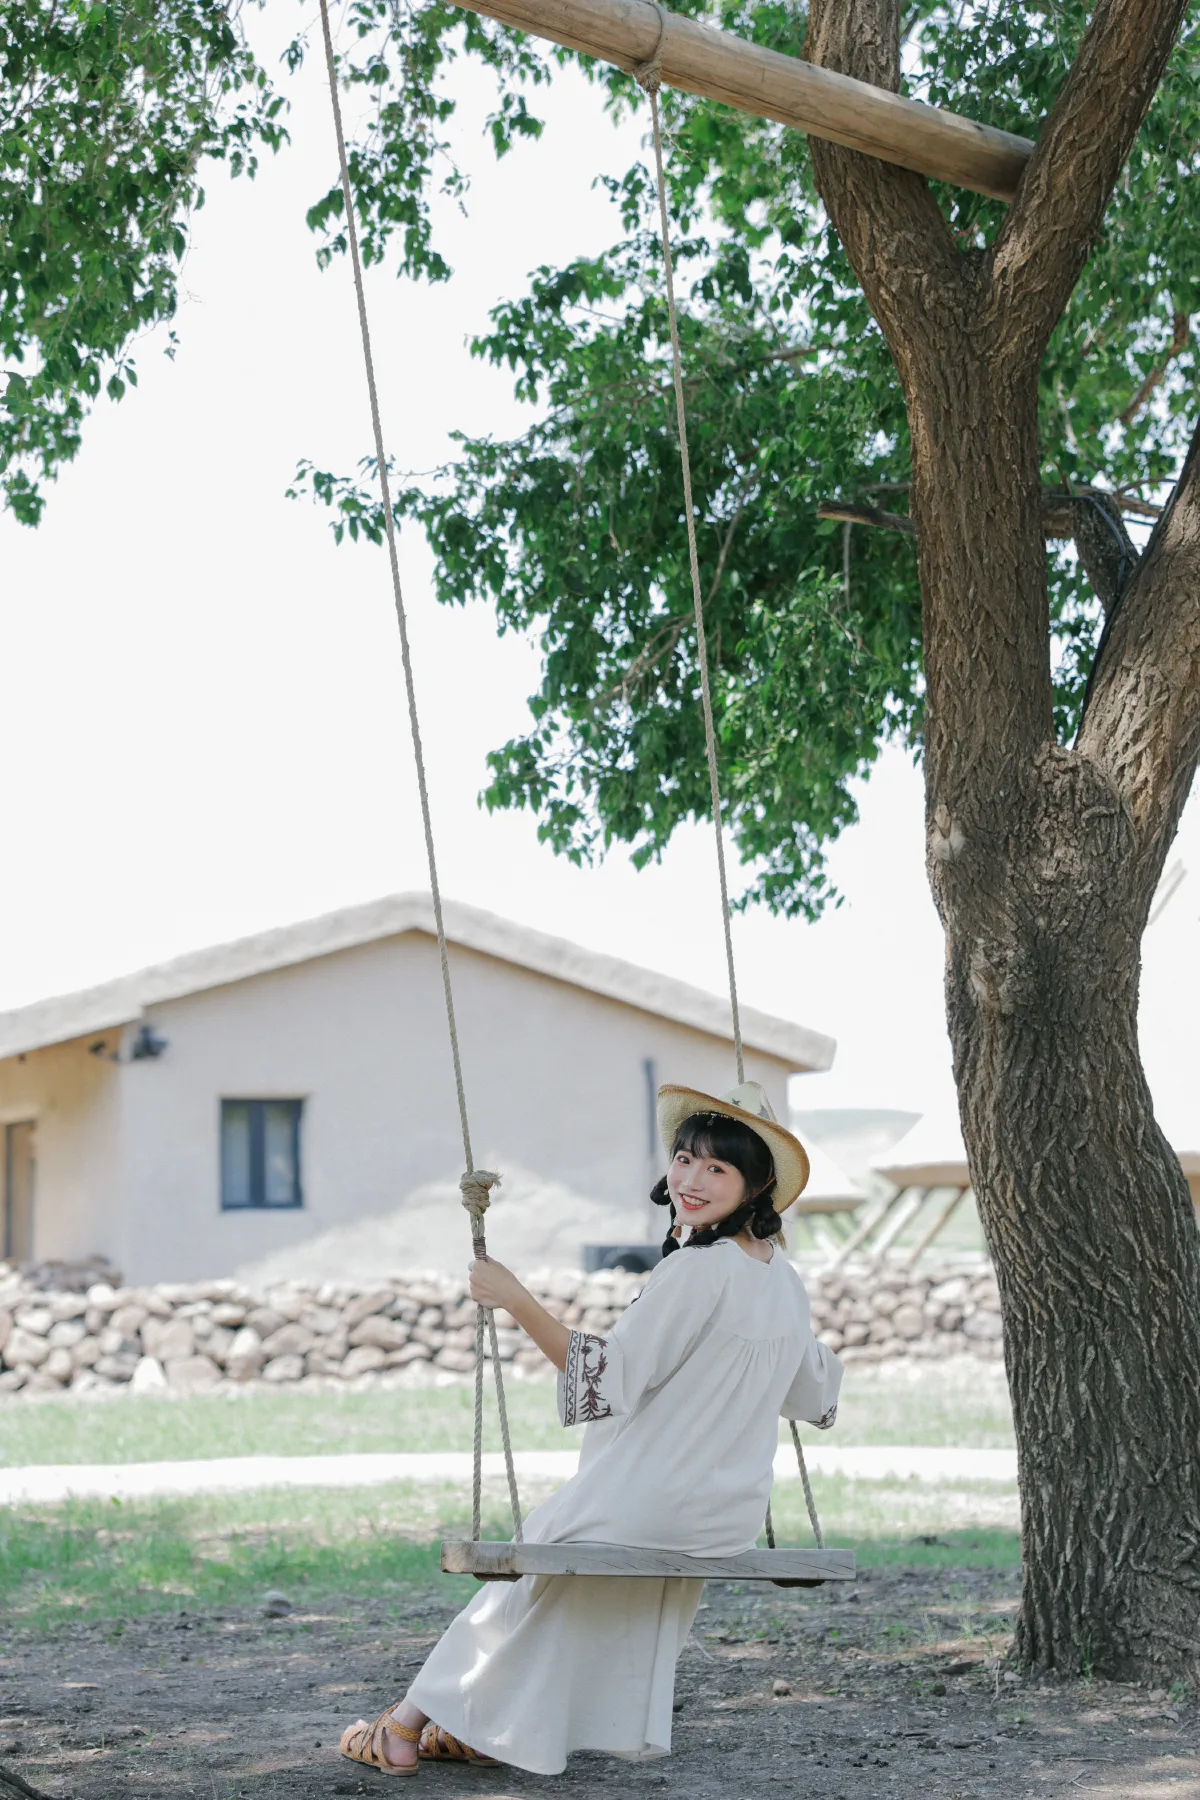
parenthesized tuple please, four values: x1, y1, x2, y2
(340, 1706, 423, 1775)
(419, 1723, 499, 1767)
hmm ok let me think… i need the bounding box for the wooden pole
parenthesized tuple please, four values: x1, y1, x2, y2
(826, 1188, 899, 1269)
(450, 0, 1034, 202)
(904, 1183, 969, 1267)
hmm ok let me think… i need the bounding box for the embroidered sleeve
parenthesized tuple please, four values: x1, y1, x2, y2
(781, 1337, 844, 1427)
(557, 1254, 725, 1428)
(558, 1331, 615, 1427)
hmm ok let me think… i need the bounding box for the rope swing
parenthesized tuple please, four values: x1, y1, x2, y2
(633, 27, 824, 1554)
(317, 0, 521, 1549)
(319, 0, 834, 1580)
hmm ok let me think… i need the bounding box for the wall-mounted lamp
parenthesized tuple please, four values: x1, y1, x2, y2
(130, 1024, 169, 1061)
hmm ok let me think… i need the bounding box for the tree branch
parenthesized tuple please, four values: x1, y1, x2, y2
(989, 0, 1190, 366)
(1057, 490, 1162, 524)
(1078, 419, 1200, 846)
(820, 491, 1142, 615)
(1067, 492, 1138, 617)
(803, 0, 963, 382)
(706, 489, 751, 605)
(829, 484, 1161, 526)
(817, 499, 915, 535)
(1120, 312, 1191, 427)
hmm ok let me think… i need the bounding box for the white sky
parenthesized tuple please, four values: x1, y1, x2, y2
(1, 5, 1195, 1136)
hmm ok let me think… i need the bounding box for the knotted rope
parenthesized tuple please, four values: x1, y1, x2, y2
(634, 32, 824, 1553)
(461, 1171, 524, 1541)
(318, 0, 521, 1547)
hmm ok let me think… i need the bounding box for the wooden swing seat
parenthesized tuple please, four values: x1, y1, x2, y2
(442, 1539, 855, 1584)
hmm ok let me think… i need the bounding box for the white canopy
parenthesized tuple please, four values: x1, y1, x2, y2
(873, 1108, 1200, 1206)
(870, 1108, 969, 1189)
(793, 1133, 866, 1209)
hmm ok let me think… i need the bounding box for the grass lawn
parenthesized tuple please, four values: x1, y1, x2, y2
(0, 1473, 1021, 1631)
(0, 1379, 567, 1467)
(0, 1361, 1014, 1468)
(0, 1362, 1019, 1637)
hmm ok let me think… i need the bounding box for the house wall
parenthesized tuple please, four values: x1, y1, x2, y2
(0, 1038, 122, 1265)
(106, 930, 796, 1281)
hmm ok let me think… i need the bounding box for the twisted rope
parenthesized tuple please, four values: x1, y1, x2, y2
(636, 39, 823, 1549)
(637, 24, 744, 1086)
(791, 1419, 824, 1546)
(318, 0, 521, 1547)
(463, 1172, 524, 1541)
(764, 1431, 823, 1549)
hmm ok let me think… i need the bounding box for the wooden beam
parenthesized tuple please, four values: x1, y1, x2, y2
(441, 1538, 856, 1581)
(792, 1195, 864, 1215)
(450, 0, 1034, 202)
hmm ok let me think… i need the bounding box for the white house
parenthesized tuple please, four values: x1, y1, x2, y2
(0, 894, 834, 1283)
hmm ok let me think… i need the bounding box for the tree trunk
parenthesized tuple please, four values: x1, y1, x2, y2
(939, 757, 1200, 1677)
(913, 357, 1200, 1679)
(800, 0, 1200, 1679)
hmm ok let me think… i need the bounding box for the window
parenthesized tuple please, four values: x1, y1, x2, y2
(220, 1100, 303, 1210)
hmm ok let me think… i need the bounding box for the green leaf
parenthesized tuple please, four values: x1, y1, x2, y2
(1, 0, 286, 518)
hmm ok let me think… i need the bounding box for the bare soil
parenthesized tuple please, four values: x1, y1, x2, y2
(1, 1564, 1194, 1799)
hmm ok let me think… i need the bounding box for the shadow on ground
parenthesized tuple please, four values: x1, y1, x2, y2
(2, 1561, 1196, 1798)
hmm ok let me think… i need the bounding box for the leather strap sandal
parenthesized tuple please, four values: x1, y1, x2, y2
(340, 1706, 423, 1774)
(419, 1723, 500, 1767)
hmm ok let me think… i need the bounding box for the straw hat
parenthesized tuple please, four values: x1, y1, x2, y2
(656, 1081, 811, 1212)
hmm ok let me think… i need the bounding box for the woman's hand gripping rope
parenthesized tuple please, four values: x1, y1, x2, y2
(469, 1257, 572, 1373)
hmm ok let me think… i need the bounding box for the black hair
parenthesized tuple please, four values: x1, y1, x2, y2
(651, 1111, 782, 1257)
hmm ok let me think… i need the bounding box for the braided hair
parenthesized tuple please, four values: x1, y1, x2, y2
(652, 1111, 782, 1258)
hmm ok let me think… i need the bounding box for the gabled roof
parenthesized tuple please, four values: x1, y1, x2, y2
(0, 892, 836, 1071)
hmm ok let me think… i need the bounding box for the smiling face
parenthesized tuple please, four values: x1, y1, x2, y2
(666, 1142, 752, 1232)
(660, 1112, 778, 1242)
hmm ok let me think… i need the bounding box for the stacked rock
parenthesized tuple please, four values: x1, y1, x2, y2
(805, 1263, 1003, 1362)
(0, 1258, 1001, 1399)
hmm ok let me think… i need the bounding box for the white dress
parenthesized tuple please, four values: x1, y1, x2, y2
(407, 1239, 843, 1775)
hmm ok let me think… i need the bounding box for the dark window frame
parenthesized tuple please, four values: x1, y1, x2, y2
(220, 1098, 304, 1211)
(4, 1119, 36, 1260)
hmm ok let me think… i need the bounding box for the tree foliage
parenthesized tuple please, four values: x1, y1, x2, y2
(0, 0, 285, 524)
(294, 0, 1200, 915)
(10, 1, 1200, 914)
(288, 0, 552, 283)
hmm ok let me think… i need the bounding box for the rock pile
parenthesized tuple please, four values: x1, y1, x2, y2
(806, 1261, 1002, 1362)
(0, 1258, 1002, 1399)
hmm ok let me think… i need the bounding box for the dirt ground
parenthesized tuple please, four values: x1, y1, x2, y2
(1, 1563, 1195, 1800)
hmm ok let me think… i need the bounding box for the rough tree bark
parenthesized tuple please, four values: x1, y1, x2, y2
(804, 0, 1200, 1676)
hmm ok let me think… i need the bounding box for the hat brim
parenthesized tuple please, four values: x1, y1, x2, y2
(656, 1085, 811, 1212)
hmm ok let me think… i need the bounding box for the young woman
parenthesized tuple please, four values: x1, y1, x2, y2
(339, 1079, 842, 1777)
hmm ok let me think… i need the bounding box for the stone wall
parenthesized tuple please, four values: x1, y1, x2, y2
(0, 1257, 1002, 1398)
(807, 1260, 1003, 1362)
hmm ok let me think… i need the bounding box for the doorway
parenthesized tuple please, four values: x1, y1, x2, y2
(3, 1120, 35, 1263)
